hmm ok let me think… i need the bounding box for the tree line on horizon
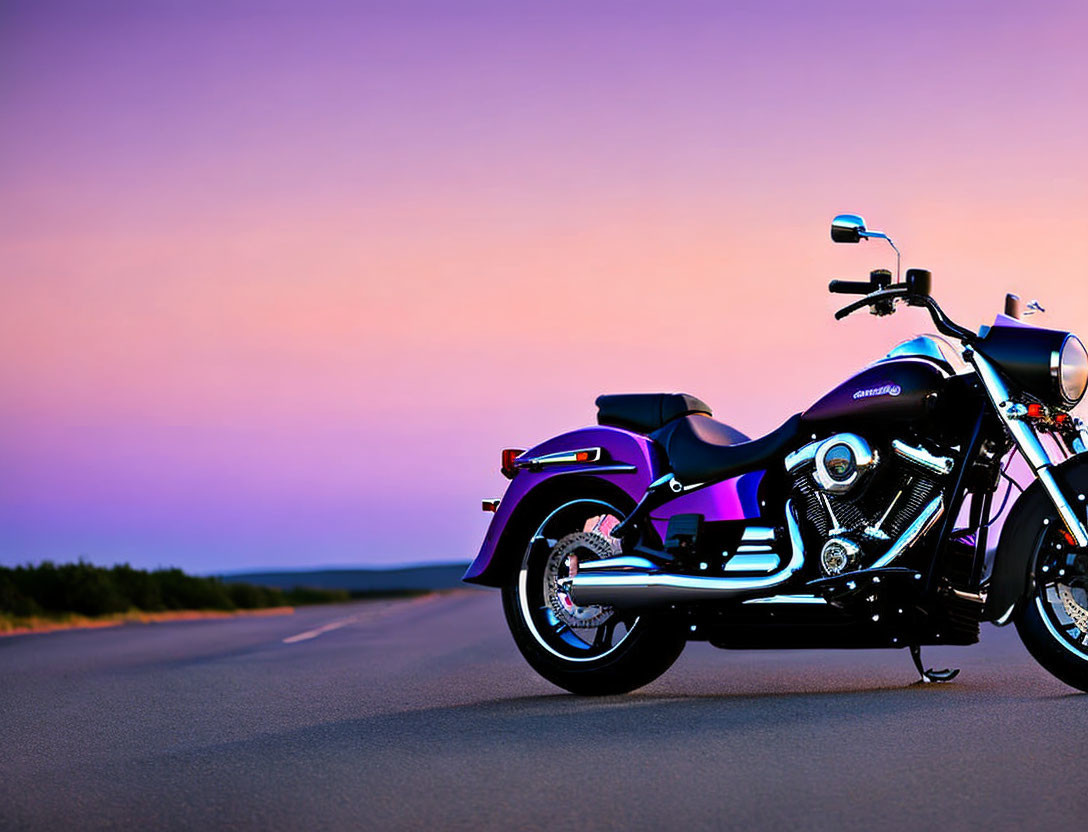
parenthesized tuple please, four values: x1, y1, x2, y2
(0, 560, 352, 620)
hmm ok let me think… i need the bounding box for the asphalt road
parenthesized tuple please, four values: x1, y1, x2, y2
(2, 589, 1086, 831)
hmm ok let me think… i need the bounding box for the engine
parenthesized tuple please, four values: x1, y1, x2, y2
(785, 433, 954, 576)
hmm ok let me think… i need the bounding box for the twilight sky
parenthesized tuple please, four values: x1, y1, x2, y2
(2, 0, 1088, 572)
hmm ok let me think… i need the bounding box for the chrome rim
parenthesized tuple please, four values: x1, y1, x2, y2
(1033, 524, 1088, 662)
(516, 498, 640, 663)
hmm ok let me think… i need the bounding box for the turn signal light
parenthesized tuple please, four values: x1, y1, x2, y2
(1027, 403, 1044, 419)
(501, 448, 525, 479)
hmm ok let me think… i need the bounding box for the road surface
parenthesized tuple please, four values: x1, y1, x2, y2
(2, 589, 1085, 830)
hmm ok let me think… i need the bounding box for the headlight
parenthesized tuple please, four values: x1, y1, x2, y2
(1058, 334, 1088, 405)
(977, 324, 1085, 407)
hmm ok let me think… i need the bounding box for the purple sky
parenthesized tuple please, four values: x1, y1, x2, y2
(2, 0, 1088, 572)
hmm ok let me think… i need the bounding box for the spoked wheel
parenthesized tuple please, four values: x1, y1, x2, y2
(501, 491, 685, 695)
(1016, 522, 1088, 692)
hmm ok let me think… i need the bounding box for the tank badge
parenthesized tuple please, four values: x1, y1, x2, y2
(853, 383, 902, 400)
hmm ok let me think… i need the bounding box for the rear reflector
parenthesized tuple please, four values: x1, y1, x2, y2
(482, 499, 501, 512)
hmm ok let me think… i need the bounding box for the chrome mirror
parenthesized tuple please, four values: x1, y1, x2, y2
(831, 214, 867, 244)
(830, 213, 901, 279)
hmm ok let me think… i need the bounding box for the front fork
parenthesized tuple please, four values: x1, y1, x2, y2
(970, 350, 1088, 547)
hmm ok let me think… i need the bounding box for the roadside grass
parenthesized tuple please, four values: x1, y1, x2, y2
(0, 561, 427, 634)
(0, 607, 297, 634)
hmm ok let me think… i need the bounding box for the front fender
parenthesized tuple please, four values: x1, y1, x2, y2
(462, 426, 662, 587)
(986, 454, 1088, 621)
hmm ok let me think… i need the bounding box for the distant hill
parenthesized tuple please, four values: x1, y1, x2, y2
(218, 562, 473, 593)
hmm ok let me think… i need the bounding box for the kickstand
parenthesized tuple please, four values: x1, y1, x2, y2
(909, 644, 960, 684)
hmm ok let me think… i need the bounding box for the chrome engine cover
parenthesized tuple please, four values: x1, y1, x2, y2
(820, 537, 862, 575)
(812, 433, 878, 494)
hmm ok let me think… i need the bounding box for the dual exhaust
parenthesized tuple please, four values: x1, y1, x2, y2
(564, 496, 944, 608)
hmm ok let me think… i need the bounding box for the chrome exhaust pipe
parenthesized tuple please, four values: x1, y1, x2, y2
(565, 501, 806, 608)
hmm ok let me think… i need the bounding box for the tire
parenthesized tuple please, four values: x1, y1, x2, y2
(499, 484, 686, 695)
(1015, 521, 1088, 692)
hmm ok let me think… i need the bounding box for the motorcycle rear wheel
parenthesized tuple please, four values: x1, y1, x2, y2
(500, 487, 685, 695)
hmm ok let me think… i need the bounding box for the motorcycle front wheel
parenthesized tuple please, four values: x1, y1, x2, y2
(500, 487, 686, 695)
(1016, 521, 1088, 692)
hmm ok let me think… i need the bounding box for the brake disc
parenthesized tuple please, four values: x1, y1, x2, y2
(544, 532, 615, 629)
(1058, 583, 1088, 632)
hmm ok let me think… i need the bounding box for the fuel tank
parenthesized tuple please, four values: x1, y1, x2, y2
(802, 357, 947, 426)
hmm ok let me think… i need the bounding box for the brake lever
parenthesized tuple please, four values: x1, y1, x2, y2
(834, 298, 876, 320)
(833, 287, 908, 320)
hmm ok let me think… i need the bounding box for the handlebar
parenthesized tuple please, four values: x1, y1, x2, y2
(828, 280, 874, 295)
(833, 285, 976, 344)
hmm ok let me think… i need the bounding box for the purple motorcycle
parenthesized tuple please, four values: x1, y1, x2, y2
(466, 214, 1088, 695)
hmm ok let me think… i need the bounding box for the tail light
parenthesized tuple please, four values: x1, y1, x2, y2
(501, 448, 525, 479)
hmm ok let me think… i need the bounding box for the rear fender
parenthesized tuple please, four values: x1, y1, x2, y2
(986, 454, 1088, 622)
(463, 426, 662, 586)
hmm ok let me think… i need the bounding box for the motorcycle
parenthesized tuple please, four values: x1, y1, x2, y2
(464, 213, 1088, 695)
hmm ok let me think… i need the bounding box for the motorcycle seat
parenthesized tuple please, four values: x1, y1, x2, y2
(652, 412, 803, 484)
(595, 393, 712, 434)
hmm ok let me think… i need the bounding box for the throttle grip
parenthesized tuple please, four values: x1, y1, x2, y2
(828, 280, 872, 294)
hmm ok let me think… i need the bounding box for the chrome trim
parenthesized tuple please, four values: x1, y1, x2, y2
(736, 544, 775, 554)
(516, 447, 603, 467)
(565, 501, 805, 607)
(723, 552, 781, 573)
(885, 335, 947, 365)
(1051, 349, 1061, 379)
(671, 478, 707, 493)
(784, 440, 820, 472)
(951, 588, 986, 604)
(519, 463, 637, 476)
(820, 492, 845, 534)
(891, 440, 954, 476)
(869, 495, 944, 569)
(740, 526, 776, 543)
(971, 350, 1088, 547)
(743, 594, 827, 605)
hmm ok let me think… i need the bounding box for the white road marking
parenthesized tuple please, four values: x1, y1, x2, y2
(280, 592, 445, 645)
(282, 616, 359, 644)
